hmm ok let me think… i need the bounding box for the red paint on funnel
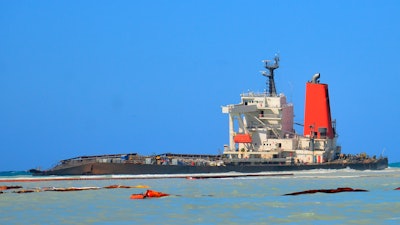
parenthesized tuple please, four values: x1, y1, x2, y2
(303, 82, 334, 139)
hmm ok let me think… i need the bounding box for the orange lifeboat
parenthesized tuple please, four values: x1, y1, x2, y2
(233, 134, 252, 143)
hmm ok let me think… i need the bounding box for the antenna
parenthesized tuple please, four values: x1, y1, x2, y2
(261, 55, 280, 96)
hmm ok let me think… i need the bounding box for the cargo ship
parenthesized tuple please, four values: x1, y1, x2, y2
(30, 56, 388, 176)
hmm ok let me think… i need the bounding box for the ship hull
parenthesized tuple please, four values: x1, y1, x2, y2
(33, 158, 388, 176)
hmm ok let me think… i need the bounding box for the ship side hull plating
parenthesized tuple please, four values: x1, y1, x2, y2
(36, 158, 388, 176)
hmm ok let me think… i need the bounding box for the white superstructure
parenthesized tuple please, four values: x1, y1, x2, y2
(222, 56, 341, 164)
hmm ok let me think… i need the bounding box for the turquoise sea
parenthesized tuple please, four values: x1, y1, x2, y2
(1, 165, 400, 225)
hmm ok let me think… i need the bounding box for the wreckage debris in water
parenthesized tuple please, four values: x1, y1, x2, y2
(7, 184, 149, 194)
(283, 187, 368, 196)
(130, 189, 170, 199)
(0, 185, 23, 190)
(103, 184, 150, 189)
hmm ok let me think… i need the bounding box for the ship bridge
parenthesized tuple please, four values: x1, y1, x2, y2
(222, 92, 294, 153)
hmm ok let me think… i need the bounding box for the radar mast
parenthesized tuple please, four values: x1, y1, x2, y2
(261, 55, 280, 96)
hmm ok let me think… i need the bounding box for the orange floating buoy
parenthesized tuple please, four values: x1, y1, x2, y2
(130, 189, 170, 199)
(145, 189, 170, 198)
(130, 194, 146, 199)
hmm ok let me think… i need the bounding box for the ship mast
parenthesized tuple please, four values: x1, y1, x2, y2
(261, 55, 280, 96)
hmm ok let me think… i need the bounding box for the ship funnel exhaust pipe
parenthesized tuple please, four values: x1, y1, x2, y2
(311, 73, 320, 84)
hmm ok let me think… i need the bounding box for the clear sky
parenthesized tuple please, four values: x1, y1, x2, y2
(1, 0, 399, 171)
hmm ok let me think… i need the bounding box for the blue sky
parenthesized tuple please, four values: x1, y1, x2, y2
(1, 1, 399, 171)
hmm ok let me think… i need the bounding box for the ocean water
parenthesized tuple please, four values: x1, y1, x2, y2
(1, 168, 400, 225)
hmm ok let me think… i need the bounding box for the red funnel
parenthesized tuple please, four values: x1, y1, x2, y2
(303, 82, 334, 139)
